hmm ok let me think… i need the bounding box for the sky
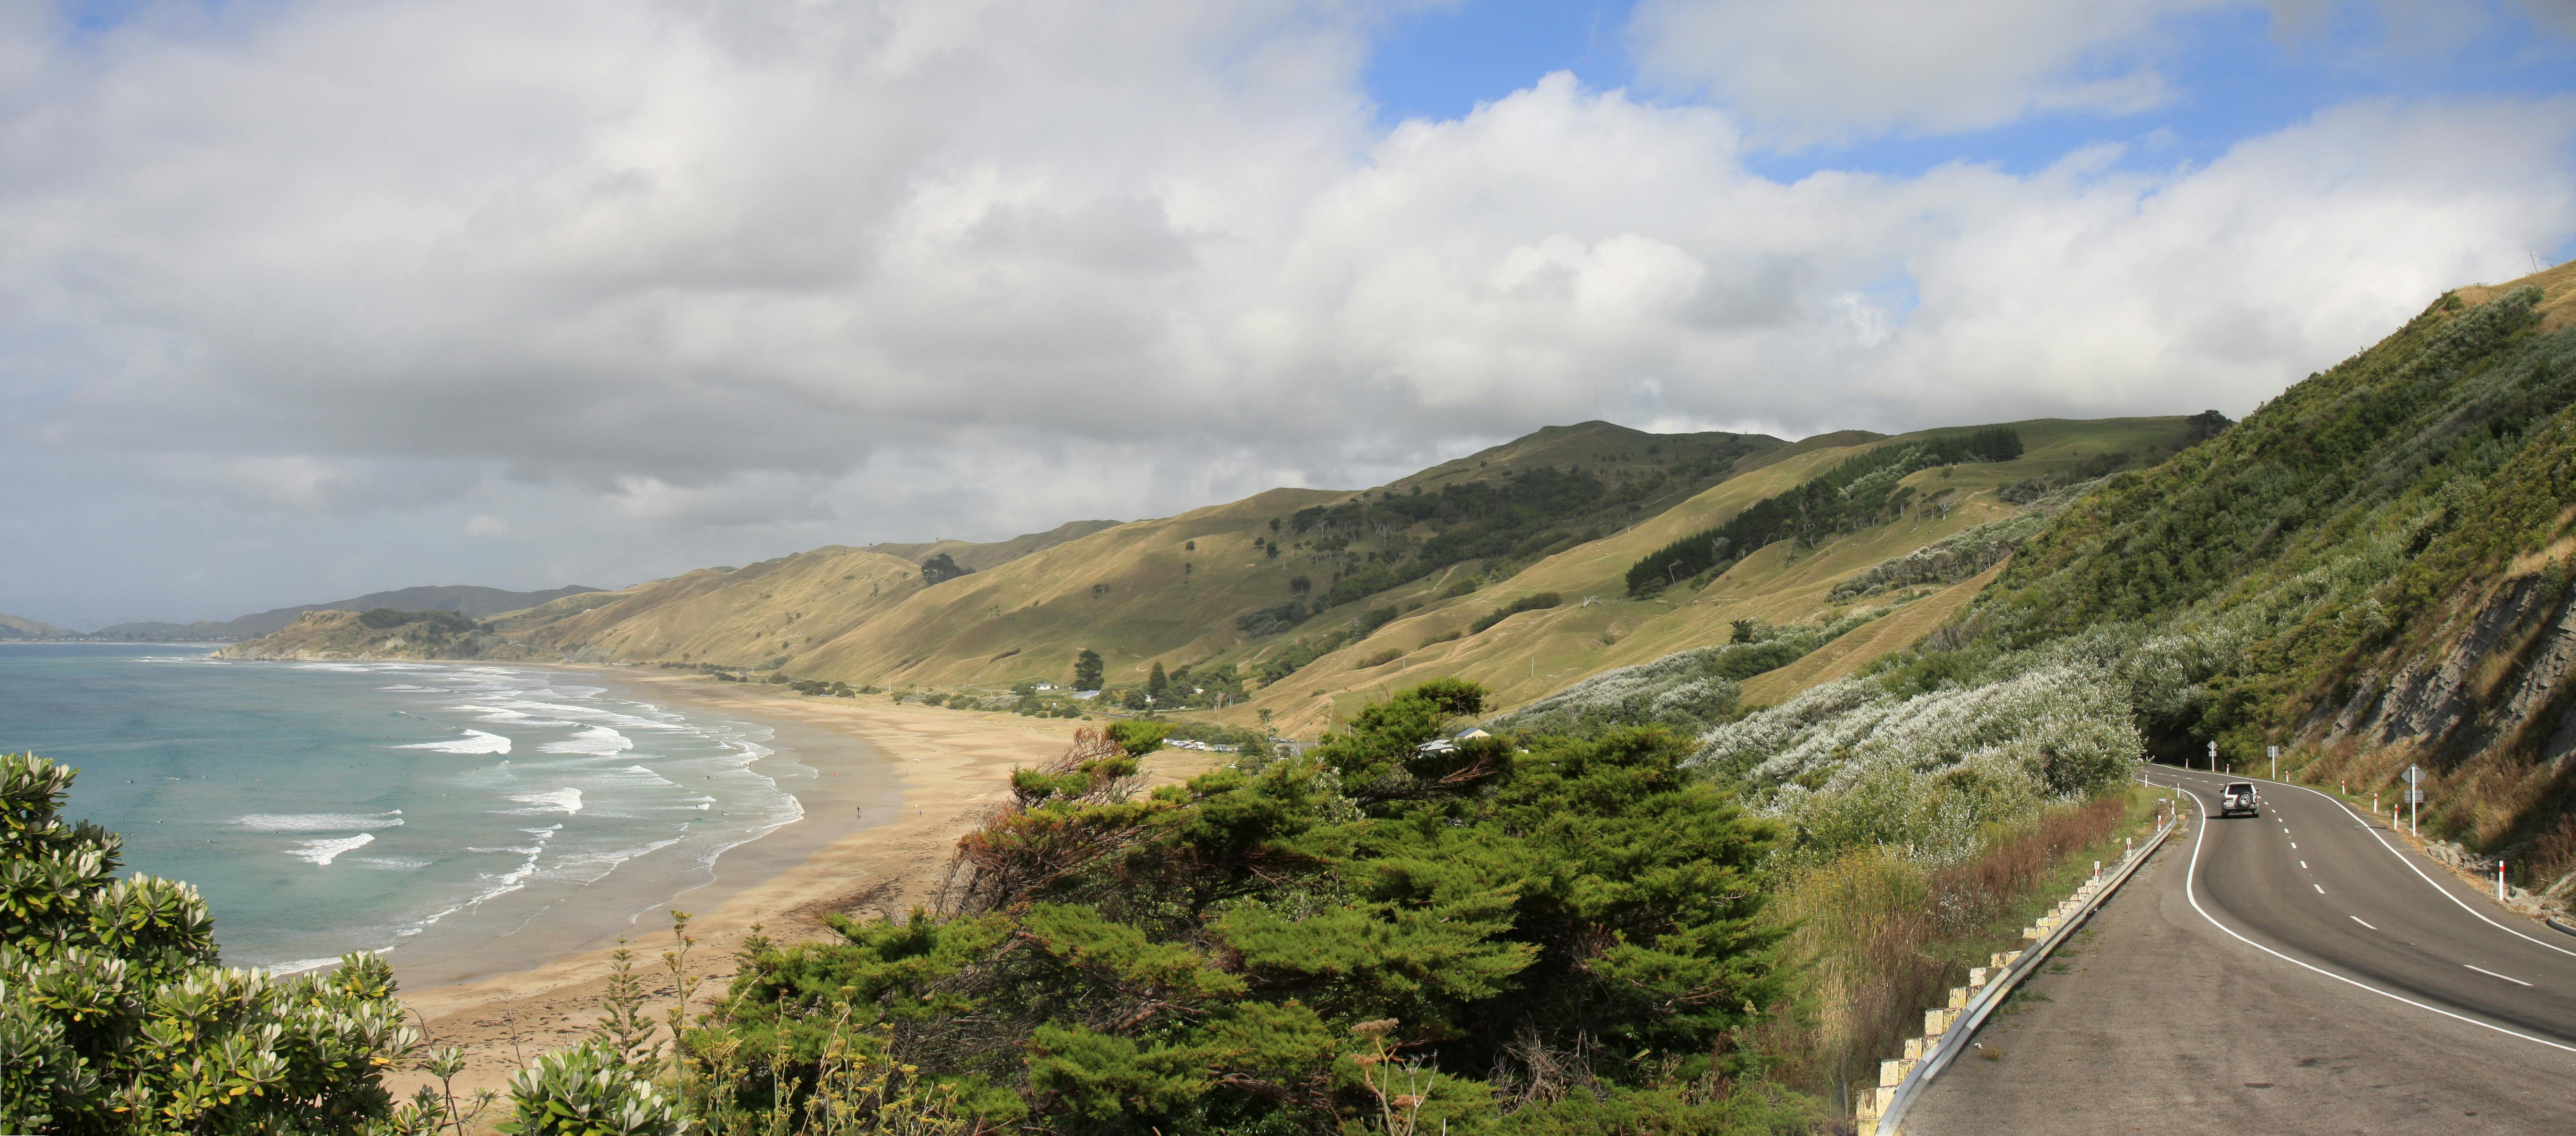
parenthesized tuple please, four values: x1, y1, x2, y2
(4, 0, 2574, 627)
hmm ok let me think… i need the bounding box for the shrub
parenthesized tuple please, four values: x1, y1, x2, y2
(1496, 616, 1875, 738)
(1468, 592, 1561, 635)
(1352, 606, 1399, 637)
(702, 688, 1802, 1133)
(1233, 598, 1308, 637)
(1695, 664, 2143, 864)
(1625, 430, 2025, 597)
(0, 752, 423, 1135)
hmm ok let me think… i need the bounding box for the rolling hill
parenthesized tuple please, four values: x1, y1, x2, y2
(93, 584, 607, 641)
(0, 611, 76, 640)
(225, 416, 2206, 738)
(1634, 258, 2576, 906)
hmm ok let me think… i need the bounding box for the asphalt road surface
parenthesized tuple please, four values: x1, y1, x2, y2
(1907, 768, 2576, 1134)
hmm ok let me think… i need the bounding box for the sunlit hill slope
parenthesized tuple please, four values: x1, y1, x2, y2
(233, 414, 2202, 736)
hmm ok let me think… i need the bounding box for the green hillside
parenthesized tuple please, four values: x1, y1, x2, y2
(1218, 417, 2196, 734)
(0, 611, 75, 640)
(1637, 258, 2576, 899)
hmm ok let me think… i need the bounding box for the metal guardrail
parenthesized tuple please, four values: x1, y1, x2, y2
(1869, 807, 2180, 1136)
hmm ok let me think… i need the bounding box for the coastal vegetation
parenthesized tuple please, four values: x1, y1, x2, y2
(1623, 429, 2025, 598)
(681, 683, 1815, 1134)
(0, 753, 428, 1135)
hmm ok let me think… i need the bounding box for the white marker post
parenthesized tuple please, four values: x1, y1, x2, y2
(2500, 860, 2507, 902)
(2404, 765, 2424, 836)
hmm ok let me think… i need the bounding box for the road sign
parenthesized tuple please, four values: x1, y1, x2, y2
(2403, 765, 2424, 784)
(2404, 789, 2424, 803)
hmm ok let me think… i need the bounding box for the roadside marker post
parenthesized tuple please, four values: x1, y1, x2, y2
(2403, 765, 2424, 836)
(2270, 745, 2280, 780)
(2206, 740, 2217, 771)
(2500, 861, 2507, 902)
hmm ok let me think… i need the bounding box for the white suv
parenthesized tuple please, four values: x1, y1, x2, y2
(2219, 782, 2262, 818)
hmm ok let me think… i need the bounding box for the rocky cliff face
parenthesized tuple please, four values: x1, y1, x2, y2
(2301, 560, 2576, 903)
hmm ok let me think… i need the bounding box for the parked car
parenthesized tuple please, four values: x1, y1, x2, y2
(2219, 782, 2262, 818)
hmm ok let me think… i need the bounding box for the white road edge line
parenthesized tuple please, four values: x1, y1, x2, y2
(2175, 785, 2576, 1055)
(2466, 964, 2534, 987)
(2352, 916, 2376, 929)
(2183, 770, 2576, 963)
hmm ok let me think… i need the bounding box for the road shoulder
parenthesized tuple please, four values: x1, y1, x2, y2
(1905, 829, 2570, 1135)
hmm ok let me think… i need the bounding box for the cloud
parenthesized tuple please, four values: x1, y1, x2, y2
(0, 0, 2571, 623)
(1628, 0, 2219, 144)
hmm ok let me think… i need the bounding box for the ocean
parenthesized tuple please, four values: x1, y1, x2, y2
(0, 643, 845, 978)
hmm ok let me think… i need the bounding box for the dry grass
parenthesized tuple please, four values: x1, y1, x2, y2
(1753, 792, 2148, 1113)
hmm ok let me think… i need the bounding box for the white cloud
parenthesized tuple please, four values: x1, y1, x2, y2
(0, 0, 2570, 622)
(1628, 0, 2222, 144)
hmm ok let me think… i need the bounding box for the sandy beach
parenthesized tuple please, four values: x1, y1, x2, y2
(389, 670, 1096, 1098)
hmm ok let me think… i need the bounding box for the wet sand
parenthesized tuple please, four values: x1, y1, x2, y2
(390, 671, 1083, 1097)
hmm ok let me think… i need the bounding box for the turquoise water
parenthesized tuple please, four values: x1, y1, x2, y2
(0, 644, 808, 973)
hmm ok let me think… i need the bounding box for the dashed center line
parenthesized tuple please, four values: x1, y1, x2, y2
(2351, 915, 2376, 929)
(2300, 861, 2308, 869)
(2314, 884, 2326, 894)
(2466, 964, 2533, 987)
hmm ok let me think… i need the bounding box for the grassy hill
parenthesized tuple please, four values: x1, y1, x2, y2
(214, 608, 555, 662)
(95, 584, 604, 641)
(1673, 258, 2576, 904)
(481, 423, 1794, 686)
(0, 611, 75, 640)
(1218, 418, 2197, 734)
(273, 416, 2189, 739)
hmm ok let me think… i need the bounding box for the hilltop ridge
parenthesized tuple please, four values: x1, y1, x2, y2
(226, 415, 2202, 735)
(0, 611, 76, 640)
(93, 584, 606, 641)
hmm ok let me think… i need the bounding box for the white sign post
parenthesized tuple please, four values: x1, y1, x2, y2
(2403, 765, 2424, 834)
(2206, 740, 2217, 772)
(2268, 745, 2280, 780)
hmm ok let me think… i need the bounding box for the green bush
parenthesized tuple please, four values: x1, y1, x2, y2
(1469, 592, 1562, 634)
(0, 752, 422, 1135)
(497, 1043, 681, 1136)
(1352, 605, 1399, 637)
(1625, 431, 2024, 596)
(703, 683, 1802, 1134)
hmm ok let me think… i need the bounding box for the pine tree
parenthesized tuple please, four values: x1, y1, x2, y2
(1073, 648, 1103, 690)
(1146, 661, 1170, 702)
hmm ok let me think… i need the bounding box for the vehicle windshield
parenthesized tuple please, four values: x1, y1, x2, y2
(2224, 783, 2254, 795)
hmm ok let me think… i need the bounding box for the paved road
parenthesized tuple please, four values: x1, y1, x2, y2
(2164, 767, 2576, 1047)
(1908, 767, 2576, 1134)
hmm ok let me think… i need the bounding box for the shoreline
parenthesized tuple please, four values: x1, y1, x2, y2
(391, 668, 1084, 1096)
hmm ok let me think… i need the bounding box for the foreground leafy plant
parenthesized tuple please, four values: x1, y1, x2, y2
(0, 751, 421, 1135)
